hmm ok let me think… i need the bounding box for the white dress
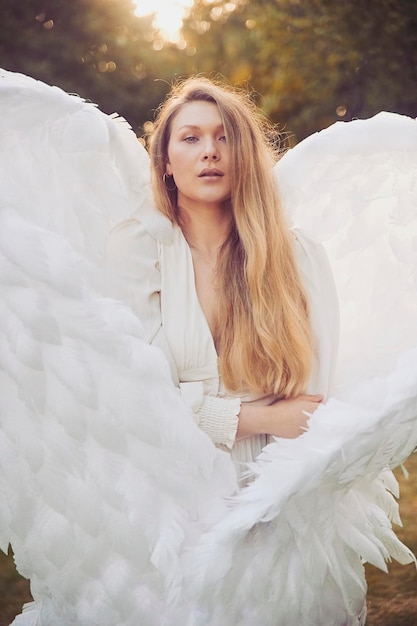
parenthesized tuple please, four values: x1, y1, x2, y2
(104, 215, 340, 474)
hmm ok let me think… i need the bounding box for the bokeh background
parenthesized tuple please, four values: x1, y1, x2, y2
(2, 0, 416, 142)
(1, 0, 417, 623)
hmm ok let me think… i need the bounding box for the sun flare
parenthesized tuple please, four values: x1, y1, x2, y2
(133, 0, 194, 43)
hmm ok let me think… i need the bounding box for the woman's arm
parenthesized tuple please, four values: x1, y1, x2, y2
(104, 218, 162, 343)
(237, 394, 324, 440)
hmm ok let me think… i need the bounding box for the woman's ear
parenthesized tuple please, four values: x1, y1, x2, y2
(166, 163, 173, 176)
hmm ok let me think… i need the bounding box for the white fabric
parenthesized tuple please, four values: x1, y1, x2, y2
(105, 218, 339, 469)
(197, 395, 241, 449)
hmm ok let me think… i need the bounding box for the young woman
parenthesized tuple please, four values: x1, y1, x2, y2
(2, 69, 415, 625)
(105, 76, 339, 474)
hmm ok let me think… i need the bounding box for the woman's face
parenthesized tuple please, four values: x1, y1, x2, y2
(166, 101, 232, 211)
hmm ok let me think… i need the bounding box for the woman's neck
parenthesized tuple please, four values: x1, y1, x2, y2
(177, 203, 232, 253)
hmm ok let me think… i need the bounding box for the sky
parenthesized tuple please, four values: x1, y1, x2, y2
(132, 0, 194, 42)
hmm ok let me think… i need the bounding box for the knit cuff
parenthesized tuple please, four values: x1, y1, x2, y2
(197, 395, 241, 450)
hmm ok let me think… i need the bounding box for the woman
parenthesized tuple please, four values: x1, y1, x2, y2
(2, 70, 415, 625)
(105, 76, 339, 475)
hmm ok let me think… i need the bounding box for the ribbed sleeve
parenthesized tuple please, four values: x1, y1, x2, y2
(197, 395, 241, 450)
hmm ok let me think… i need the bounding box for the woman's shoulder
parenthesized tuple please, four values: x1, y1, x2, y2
(106, 217, 158, 263)
(103, 216, 164, 328)
(290, 227, 330, 273)
(109, 196, 173, 243)
(290, 227, 339, 312)
(106, 200, 174, 259)
(109, 216, 154, 240)
(132, 201, 174, 244)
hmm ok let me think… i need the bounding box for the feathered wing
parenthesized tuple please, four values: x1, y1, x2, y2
(0, 68, 158, 264)
(0, 69, 237, 625)
(1, 69, 417, 626)
(275, 112, 417, 387)
(188, 349, 417, 626)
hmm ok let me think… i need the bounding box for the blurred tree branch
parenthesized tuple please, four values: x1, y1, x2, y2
(1, 0, 416, 141)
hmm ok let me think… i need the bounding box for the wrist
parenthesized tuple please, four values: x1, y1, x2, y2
(236, 403, 272, 439)
(258, 404, 275, 436)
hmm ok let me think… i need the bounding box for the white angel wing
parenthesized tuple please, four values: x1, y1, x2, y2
(275, 112, 417, 388)
(188, 348, 417, 626)
(0, 69, 236, 625)
(0, 68, 167, 265)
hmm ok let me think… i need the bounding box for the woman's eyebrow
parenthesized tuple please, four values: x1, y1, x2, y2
(177, 124, 224, 131)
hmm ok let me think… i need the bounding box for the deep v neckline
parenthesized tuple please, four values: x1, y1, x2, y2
(178, 226, 220, 357)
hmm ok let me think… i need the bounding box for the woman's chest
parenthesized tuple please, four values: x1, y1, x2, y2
(158, 228, 219, 386)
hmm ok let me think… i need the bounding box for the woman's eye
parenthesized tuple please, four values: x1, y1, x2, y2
(184, 136, 198, 142)
(219, 135, 227, 142)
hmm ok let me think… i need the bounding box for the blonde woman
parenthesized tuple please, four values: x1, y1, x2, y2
(105, 77, 339, 473)
(3, 69, 416, 625)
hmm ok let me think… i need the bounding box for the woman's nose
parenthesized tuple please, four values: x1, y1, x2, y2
(202, 139, 219, 160)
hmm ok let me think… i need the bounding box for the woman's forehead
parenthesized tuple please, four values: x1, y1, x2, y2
(170, 100, 223, 130)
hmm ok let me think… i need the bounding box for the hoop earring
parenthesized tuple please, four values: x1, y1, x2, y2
(163, 173, 177, 192)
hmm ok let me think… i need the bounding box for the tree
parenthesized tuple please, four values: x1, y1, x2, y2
(2, 0, 416, 141)
(182, 0, 417, 141)
(0, 0, 180, 133)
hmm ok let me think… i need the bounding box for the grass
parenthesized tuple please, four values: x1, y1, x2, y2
(0, 547, 32, 626)
(365, 453, 417, 625)
(1, 455, 416, 625)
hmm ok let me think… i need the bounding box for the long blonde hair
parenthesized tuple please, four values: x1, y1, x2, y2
(148, 77, 313, 398)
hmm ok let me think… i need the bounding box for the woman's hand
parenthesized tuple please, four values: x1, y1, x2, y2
(237, 394, 324, 440)
(265, 394, 324, 438)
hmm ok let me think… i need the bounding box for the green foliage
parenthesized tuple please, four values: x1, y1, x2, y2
(1, 0, 416, 141)
(182, 0, 417, 140)
(0, 0, 183, 133)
